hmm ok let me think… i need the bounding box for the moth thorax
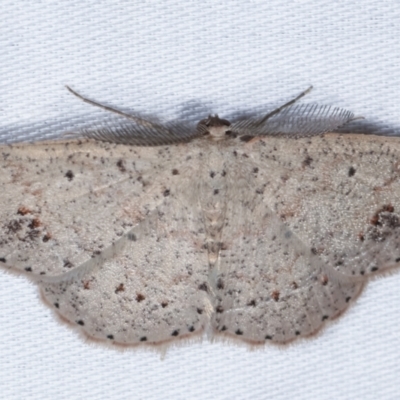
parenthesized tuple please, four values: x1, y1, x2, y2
(199, 115, 232, 141)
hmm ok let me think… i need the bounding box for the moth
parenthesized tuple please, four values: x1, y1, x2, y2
(1, 86, 399, 347)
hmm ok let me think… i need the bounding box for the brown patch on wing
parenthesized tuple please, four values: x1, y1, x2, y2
(271, 290, 280, 301)
(17, 206, 32, 215)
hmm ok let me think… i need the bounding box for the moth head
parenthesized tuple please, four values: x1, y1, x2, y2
(198, 115, 233, 141)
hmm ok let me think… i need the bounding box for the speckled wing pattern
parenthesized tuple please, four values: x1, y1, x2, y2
(41, 186, 212, 344)
(209, 134, 400, 343)
(1, 97, 400, 347)
(0, 140, 200, 277)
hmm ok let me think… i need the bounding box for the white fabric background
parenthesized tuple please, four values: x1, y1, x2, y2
(1, 1, 400, 399)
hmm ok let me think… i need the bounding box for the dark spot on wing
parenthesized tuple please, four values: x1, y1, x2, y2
(63, 260, 73, 269)
(271, 290, 280, 301)
(65, 170, 74, 181)
(136, 293, 145, 302)
(348, 166, 356, 177)
(115, 283, 125, 293)
(28, 218, 41, 229)
(383, 213, 399, 228)
(320, 275, 328, 286)
(302, 155, 313, 168)
(311, 247, 318, 255)
(367, 205, 400, 242)
(42, 233, 52, 242)
(83, 281, 90, 290)
(216, 278, 224, 289)
(128, 233, 137, 241)
(17, 206, 31, 216)
(198, 283, 208, 292)
(116, 159, 126, 172)
(370, 205, 395, 226)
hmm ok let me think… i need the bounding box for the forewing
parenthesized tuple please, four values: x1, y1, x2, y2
(251, 133, 400, 277)
(0, 139, 195, 277)
(40, 192, 211, 345)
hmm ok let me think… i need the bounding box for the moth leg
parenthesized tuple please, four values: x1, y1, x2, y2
(256, 85, 313, 125)
(66, 85, 167, 131)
